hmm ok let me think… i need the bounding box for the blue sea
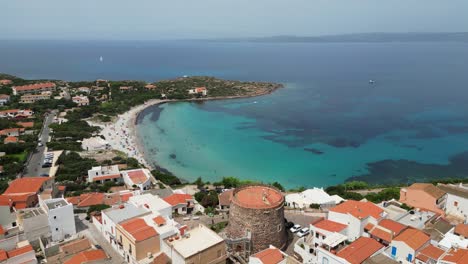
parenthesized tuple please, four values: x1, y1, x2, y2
(2, 40, 468, 188)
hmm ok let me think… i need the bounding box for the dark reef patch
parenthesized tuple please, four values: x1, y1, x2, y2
(347, 151, 468, 185)
(304, 148, 324, 155)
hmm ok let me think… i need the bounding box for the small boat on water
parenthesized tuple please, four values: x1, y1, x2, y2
(99, 56, 103, 62)
(369, 79, 375, 84)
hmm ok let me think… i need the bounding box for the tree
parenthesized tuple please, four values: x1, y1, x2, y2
(87, 204, 110, 215)
(271, 181, 285, 192)
(194, 177, 204, 188)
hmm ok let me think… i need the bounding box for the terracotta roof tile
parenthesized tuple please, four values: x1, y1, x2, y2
(7, 244, 34, 258)
(364, 223, 375, 231)
(416, 244, 445, 262)
(393, 228, 430, 250)
(120, 218, 158, 242)
(13, 82, 56, 92)
(454, 224, 468, 237)
(64, 249, 107, 264)
(233, 186, 283, 209)
(407, 183, 446, 199)
(218, 189, 234, 206)
(4, 136, 19, 143)
(3, 177, 49, 194)
(336, 237, 384, 264)
(152, 253, 168, 264)
(153, 216, 166, 226)
(370, 227, 393, 243)
(16, 122, 34, 128)
(91, 174, 121, 181)
(313, 219, 347, 233)
(127, 170, 148, 184)
(253, 248, 285, 264)
(378, 219, 407, 235)
(441, 248, 468, 264)
(163, 193, 193, 206)
(330, 200, 384, 219)
(0, 250, 6, 261)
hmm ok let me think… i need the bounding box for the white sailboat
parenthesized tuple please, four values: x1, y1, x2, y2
(99, 56, 103, 62)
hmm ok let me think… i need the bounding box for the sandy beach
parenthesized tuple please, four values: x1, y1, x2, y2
(89, 99, 168, 170)
(88, 87, 282, 171)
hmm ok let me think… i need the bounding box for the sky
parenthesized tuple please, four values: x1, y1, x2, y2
(2, 0, 468, 40)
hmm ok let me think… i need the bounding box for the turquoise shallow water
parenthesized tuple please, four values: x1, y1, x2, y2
(1, 40, 468, 187)
(138, 100, 468, 188)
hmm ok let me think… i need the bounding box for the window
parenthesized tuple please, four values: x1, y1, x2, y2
(217, 250, 221, 257)
(322, 235, 325, 239)
(391, 246, 397, 256)
(54, 216, 57, 219)
(407, 253, 413, 262)
(277, 224, 282, 232)
(111, 226, 114, 234)
(454, 201, 459, 206)
(322, 257, 329, 264)
(129, 244, 132, 254)
(316, 232, 319, 238)
(56, 228, 58, 231)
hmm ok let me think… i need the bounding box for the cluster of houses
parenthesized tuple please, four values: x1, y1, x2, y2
(286, 182, 468, 264)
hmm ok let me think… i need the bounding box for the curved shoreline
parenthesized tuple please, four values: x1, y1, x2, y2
(96, 85, 283, 173)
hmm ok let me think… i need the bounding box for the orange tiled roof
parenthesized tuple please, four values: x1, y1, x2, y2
(330, 200, 384, 219)
(91, 174, 121, 181)
(16, 122, 34, 128)
(252, 248, 284, 264)
(416, 244, 445, 262)
(0, 250, 6, 261)
(153, 216, 166, 226)
(454, 224, 468, 237)
(336, 237, 384, 264)
(218, 189, 234, 206)
(64, 249, 107, 264)
(127, 170, 148, 184)
(120, 192, 133, 202)
(0, 128, 22, 135)
(378, 219, 407, 235)
(441, 248, 468, 264)
(152, 252, 168, 264)
(364, 223, 375, 231)
(370, 227, 393, 242)
(393, 228, 430, 250)
(0, 80, 12, 85)
(4, 136, 18, 143)
(13, 82, 56, 92)
(233, 186, 283, 209)
(3, 177, 48, 194)
(163, 193, 193, 206)
(7, 244, 34, 258)
(313, 219, 347, 233)
(67, 192, 128, 207)
(120, 218, 158, 242)
(407, 183, 446, 199)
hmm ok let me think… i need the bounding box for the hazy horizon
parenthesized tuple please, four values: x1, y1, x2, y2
(3, 0, 468, 40)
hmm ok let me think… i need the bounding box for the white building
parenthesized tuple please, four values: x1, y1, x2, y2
(40, 198, 76, 242)
(0, 94, 10, 106)
(87, 165, 121, 183)
(328, 200, 386, 241)
(438, 183, 468, 220)
(388, 228, 431, 263)
(438, 224, 468, 250)
(285, 188, 344, 209)
(100, 203, 150, 251)
(316, 237, 384, 264)
(161, 224, 226, 264)
(188, 87, 207, 96)
(122, 169, 153, 191)
(72, 95, 90, 106)
(82, 137, 110, 151)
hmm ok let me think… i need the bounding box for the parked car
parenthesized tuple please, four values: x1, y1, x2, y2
(296, 227, 310, 238)
(290, 224, 301, 233)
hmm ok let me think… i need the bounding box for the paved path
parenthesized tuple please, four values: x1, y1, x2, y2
(23, 110, 57, 177)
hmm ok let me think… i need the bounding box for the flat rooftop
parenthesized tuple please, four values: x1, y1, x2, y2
(103, 203, 149, 224)
(18, 208, 45, 219)
(233, 185, 283, 209)
(166, 225, 224, 258)
(44, 199, 68, 209)
(396, 210, 436, 229)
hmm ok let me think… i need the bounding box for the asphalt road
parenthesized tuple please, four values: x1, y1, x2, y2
(22, 110, 57, 177)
